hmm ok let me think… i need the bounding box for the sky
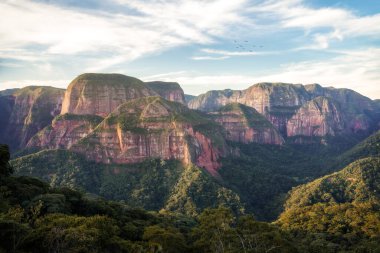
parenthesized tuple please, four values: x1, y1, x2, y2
(0, 0, 379, 98)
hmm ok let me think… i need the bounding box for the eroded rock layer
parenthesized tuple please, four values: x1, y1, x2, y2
(145, 81, 186, 105)
(3, 86, 64, 149)
(27, 114, 103, 149)
(209, 103, 284, 145)
(72, 97, 226, 175)
(61, 73, 158, 117)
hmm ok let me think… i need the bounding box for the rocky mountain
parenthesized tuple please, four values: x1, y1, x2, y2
(0, 86, 65, 150)
(71, 96, 226, 176)
(0, 88, 19, 96)
(287, 96, 343, 137)
(189, 82, 378, 139)
(61, 73, 158, 117)
(145, 81, 186, 104)
(27, 114, 104, 149)
(209, 103, 284, 145)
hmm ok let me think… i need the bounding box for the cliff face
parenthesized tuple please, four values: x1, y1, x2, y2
(145, 81, 186, 105)
(2, 86, 64, 150)
(188, 83, 308, 113)
(61, 73, 158, 117)
(210, 103, 284, 145)
(0, 95, 15, 142)
(189, 83, 379, 138)
(287, 97, 343, 137)
(72, 97, 226, 175)
(27, 114, 103, 149)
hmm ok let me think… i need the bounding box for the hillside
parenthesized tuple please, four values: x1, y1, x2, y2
(11, 149, 244, 216)
(277, 157, 380, 250)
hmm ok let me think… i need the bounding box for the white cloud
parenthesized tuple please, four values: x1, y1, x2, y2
(251, 0, 380, 49)
(201, 48, 266, 56)
(0, 0, 249, 71)
(191, 56, 230, 61)
(146, 48, 380, 99)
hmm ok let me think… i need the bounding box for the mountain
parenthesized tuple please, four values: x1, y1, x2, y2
(0, 88, 19, 96)
(71, 96, 226, 176)
(0, 86, 65, 150)
(145, 81, 186, 104)
(61, 73, 158, 117)
(278, 157, 380, 239)
(209, 103, 284, 145)
(184, 94, 196, 104)
(287, 96, 343, 138)
(189, 83, 378, 139)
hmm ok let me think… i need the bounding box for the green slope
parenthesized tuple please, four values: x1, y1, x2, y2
(11, 149, 244, 216)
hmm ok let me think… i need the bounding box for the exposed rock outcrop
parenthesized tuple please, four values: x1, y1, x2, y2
(27, 114, 103, 149)
(188, 83, 309, 135)
(145, 81, 186, 104)
(287, 97, 343, 137)
(61, 73, 158, 117)
(209, 103, 284, 145)
(2, 86, 64, 150)
(72, 97, 226, 175)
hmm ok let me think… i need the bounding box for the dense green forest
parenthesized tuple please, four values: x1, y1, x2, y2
(0, 141, 380, 252)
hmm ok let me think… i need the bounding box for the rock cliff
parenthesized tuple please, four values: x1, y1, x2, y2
(287, 97, 343, 137)
(61, 73, 158, 117)
(27, 114, 103, 149)
(145, 81, 186, 104)
(72, 97, 226, 175)
(2, 86, 64, 150)
(209, 103, 284, 145)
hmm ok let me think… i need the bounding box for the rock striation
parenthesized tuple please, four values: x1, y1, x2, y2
(27, 114, 103, 149)
(145, 81, 186, 104)
(189, 82, 379, 138)
(287, 97, 343, 137)
(209, 103, 284, 145)
(61, 73, 158, 117)
(2, 86, 64, 150)
(71, 97, 227, 176)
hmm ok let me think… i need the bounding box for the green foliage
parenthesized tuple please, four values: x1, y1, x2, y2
(0, 144, 13, 177)
(284, 158, 380, 210)
(12, 151, 244, 216)
(143, 225, 187, 253)
(11, 150, 102, 192)
(53, 113, 104, 127)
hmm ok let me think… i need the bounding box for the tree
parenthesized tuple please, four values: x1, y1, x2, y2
(0, 144, 13, 177)
(143, 225, 187, 253)
(192, 206, 236, 253)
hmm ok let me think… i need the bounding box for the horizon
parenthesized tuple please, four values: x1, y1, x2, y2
(0, 73, 377, 100)
(1, 0, 379, 98)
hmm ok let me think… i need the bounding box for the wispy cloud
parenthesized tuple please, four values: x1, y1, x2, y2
(0, 0, 249, 71)
(251, 0, 380, 49)
(191, 56, 230, 61)
(151, 48, 380, 99)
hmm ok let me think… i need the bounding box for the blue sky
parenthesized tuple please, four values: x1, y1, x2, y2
(0, 0, 379, 98)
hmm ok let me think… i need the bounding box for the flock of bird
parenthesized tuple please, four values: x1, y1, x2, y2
(233, 40, 264, 52)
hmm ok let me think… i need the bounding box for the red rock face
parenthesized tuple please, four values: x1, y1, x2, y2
(145, 81, 186, 105)
(71, 97, 225, 173)
(287, 97, 343, 137)
(210, 104, 284, 145)
(61, 74, 157, 117)
(3, 86, 64, 149)
(27, 115, 103, 149)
